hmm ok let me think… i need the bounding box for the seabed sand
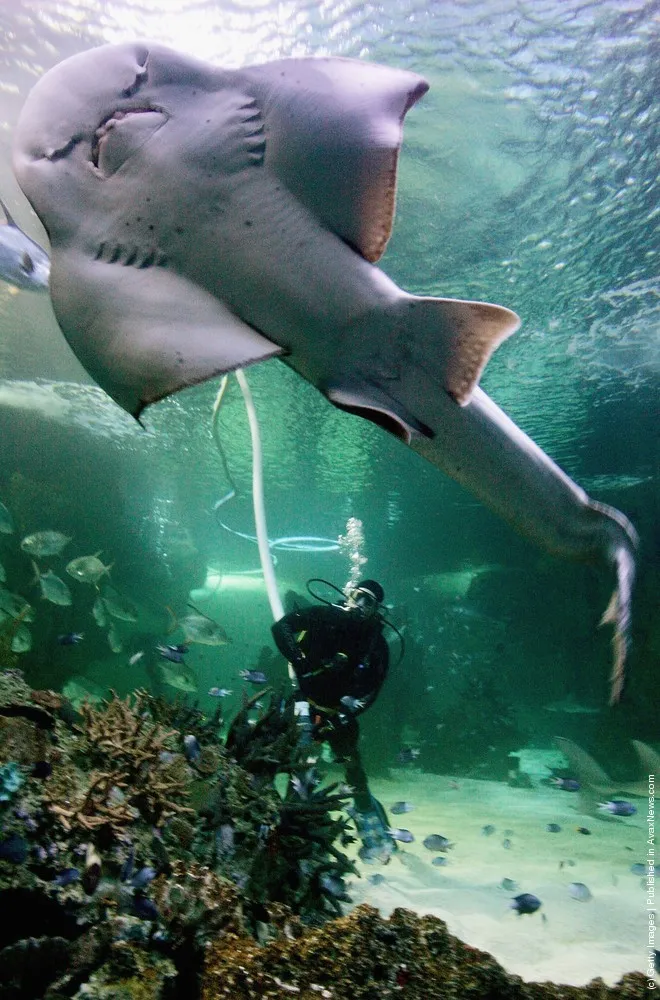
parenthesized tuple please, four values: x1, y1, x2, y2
(343, 767, 648, 986)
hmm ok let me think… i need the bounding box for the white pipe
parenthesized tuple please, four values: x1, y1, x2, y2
(234, 369, 285, 625)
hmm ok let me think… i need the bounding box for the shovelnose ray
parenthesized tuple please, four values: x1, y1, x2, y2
(12, 42, 637, 701)
(555, 736, 658, 816)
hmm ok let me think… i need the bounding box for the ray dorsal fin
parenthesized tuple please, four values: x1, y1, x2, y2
(241, 57, 429, 262)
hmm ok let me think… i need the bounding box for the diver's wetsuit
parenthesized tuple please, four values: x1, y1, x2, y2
(271, 603, 389, 811)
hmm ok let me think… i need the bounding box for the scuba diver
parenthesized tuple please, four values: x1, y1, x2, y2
(271, 579, 396, 862)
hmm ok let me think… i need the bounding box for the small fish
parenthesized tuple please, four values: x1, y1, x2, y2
(367, 873, 386, 885)
(388, 828, 414, 843)
(0, 198, 50, 291)
(0, 500, 14, 534)
(431, 856, 448, 867)
(502, 838, 512, 850)
(208, 687, 233, 698)
(558, 859, 576, 870)
(550, 777, 580, 792)
(500, 878, 518, 891)
(320, 874, 351, 901)
(390, 801, 414, 815)
(131, 866, 157, 889)
(20, 530, 71, 557)
(239, 669, 268, 685)
(576, 827, 591, 835)
(481, 824, 496, 836)
(157, 644, 185, 663)
(53, 867, 80, 886)
(545, 823, 561, 833)
(0, 832, 28, 863)
(31, 562, 72, 606)
(183, 734, 201, 762)
(423, 834, 454, 852)
(100, 585, 138, 622)
(630, 862, 646, 875)
(511, 893, 542, 915)
(598, 800, 637, 817)
(128, 651, 145, 666)
(66, 552, 112, 585)
(0, 561, 5, 583)
(395, 746, 420, 765)
(217, 823, 235, 856)
(132, 896, 159, 921)
(58, 632, 83, 645)
(568, 881, 592, 902)
(340, 695, 365, 713)
(181, 611, 230, 646)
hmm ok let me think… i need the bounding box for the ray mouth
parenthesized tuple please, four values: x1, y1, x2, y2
(91, 107, 166, 172)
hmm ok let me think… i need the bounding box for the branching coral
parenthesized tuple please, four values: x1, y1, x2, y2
(45, 690, 194, 839)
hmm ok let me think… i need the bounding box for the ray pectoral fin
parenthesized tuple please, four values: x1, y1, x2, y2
(50, 251, 282, 415)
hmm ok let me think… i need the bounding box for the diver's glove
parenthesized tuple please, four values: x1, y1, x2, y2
(349, 795, 396, 864)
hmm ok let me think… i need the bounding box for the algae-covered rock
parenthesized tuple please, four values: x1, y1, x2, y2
(201, 904, 648, 1000)
(71, 943, 177, 999)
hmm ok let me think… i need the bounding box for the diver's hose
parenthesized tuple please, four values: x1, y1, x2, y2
(234, 369, 285, 627)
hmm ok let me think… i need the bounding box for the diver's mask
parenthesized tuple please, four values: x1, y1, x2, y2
(345, 585, 381, 618)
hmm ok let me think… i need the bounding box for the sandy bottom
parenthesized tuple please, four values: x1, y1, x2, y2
(342, 766, 649, 986)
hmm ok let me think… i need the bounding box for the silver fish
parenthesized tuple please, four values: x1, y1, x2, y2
(66, 552, 112, 585)
(107, 621, 123, 653)
(181, 613, 230, 647)
(32, 561, 72, 606)
(91, 594, 108, 627)
(158, 662, 198, 694)
(11, 623, 32, 652)
(0, 589, 35, 621)
(0, 500, 14, 535)
(100, 584, 138, 622)
(0, 198, 49, 291)
(20, 530, 71, 557)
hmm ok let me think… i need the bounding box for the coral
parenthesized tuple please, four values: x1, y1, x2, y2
(51, 690, 194, 837)
(201, 903, 648, 1000)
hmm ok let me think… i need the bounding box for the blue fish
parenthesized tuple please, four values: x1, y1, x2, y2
(58, 632, 84, 645)
(0, 832, 28, 863)
(132, 896, 159, 921)
(0, 198, 49, 291)
(156, 644, 185, 663)
(131, 866, 157, 889)
(598, 799, 637, 817)
(390, 801, 414, 815)
(511, 892, 542, 915)
(53, 867, 80, 886)
(387, 827, 414, 843)
(239, 669, 268, 685)
(183, 734, 201, 762)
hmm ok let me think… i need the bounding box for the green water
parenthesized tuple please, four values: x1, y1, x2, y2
(0, 0, 657, 988)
